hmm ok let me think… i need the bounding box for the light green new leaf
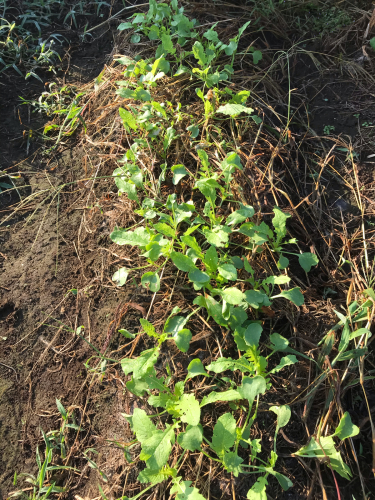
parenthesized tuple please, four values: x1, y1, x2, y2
(333, 412, 359, 440)
(170, 480, 206, 500)
(204, 245, 218, 273)
(349, 328, 371, 340)
(137, 468, 165, 485)
(221, 287, 246, 305)
(154, 222, 176, 238)
(299, 252, 319, 273)
(177, 424, 203, 451)
(192, 41, 207, 66)
(223, 452, 243, 477)
(206, 357, 253, 374)
(200, 389, 241, 407)
(132, 408, 156, 443)
(212, 412, 236, 456)
(175, 394, 201, 426)
(170, 252, 197, 273)
(238, 376, 267, 407)
(112, 267, 129, 286)
(140, 426, 175, 470)
(216, 103, 254, 116)
(269, 355, 297, 374)
(218, 264, 237, 281)
(119, 107, 137, 131)
(202, 225, 231, 248)
(161, 33, 175, 54)
(244, 323, 262, 347)
(247, 476, 268, 500)
(273, 287, 304, 306)
(172, 164, 188, 185)
(139, 318, 158, 338)
(110, 226, 151, 246)
(180, 235, 202, 255)
(270, 405, 291, 433)
(141, 271, 160, 292)
(186, 359, 209, 380)
(272, 207, 290, 240)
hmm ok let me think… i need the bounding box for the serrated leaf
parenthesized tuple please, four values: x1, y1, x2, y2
(200, 389, 241, 407)
(186, 359, 209, 380)
(212, 413, 236, 456)
(270, 405, 291, 433)
(175, 394, 201, 426)
(139, 318, 158, 338)
(139, 426, 175, 470)
(170, 252, 197, 273)
(110, 226, 151, 246)
(244, 323, 262, 347)
(221, 287, 245, 305)
(216, 103, 254, 116)
(192, 41, 207, 66)
(238, 375, 267, 407)
(141, 271, 160, 292)
(132, 408, 156, 443)
(333, 412, 359, 440)
(154, 222, 176, 238)
(273, 287, 304, 306)
(269, 355, 297, 374)
(172, 164, 188, 185)
(218, 264, 237, 281)
(298, 252, 319, 273)
(247, 477, 268, 499)
(177, 424, 203, 451)
(223, 452, 243, 477)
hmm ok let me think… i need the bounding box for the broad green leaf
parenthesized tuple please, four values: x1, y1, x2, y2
(131, 33, 141, 43)
(188, 269, 210, 285)
(223, 452, 243, 477)
(270, 333, 289, 351)
(112, 267, 129, 286)
(333, 412, 359, 440)
(269, 355, 297, 374)
(337, 348, 367, 361)
(148, 392, 170, 408)
(295, 436, 352, 480)
(171, 251, 197, 272)
(299, 252, 319, 273)
(141, 271, 160, 292)
(174, 329, 192, 353)
(338, 320, 350, 352)
(216, 103, 254, 116)
(349, 327, 371, 340)
(134, 88, 151, 101)
(244, 289, 270, 309)
(164, 315, 188, 335)
(186, 359, 209, 380)
(200, 389, 241, 407)
(110, 226, 151, 246)
(170, 480, 206, 500)
(180, 235, 202, 255)
(203, 28, 220, 42)
(161, 33, 175, 54)
(231, 256, 244, 269)
(154, 222, 176, 238)
(247, 476, 268, 500)
(205, 294, 228, 326)
(119, 107, 137, 130)
(202, 225, 231, 248)
(262, 275, 290, 285)
(252, 50, 263, 65)
(132, 408, 156, 443)
(221, 287, 245, 305)
(175, 394, 201, 426)
(133, 348, 159, 379)
(195, 178, 221, 203)
(270, 405, 291, 433)
(238, 375, 267, 407)
(177, 424, 203, 451)
(137, 468, 165, 485)
(192, 41, 207, 66)
(171, 164, 188, 185)
(224, 39, 238, 56)
(204, 245, 218, 273)
(244, 323, 262, 347)
(273, 287, 304, 306)
(226, 206, 254, 226)
(187, 124, 199, 138)
(206, 357, 253, 374)
(212, 412, 236, 456)
(126, 376, 149, 397)
(272, 207, 290, 240)
(269, 470, 293, 491)
(218, 264, 237, 281)
(139, 426, 175, 470)
(278, 254, 289, 270)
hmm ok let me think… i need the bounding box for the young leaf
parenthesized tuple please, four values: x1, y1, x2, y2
(188, 269, 210, 285)
(202, 225, 231, 248)
(164, 315, 188, 335)
(139, 426, 175, 470)
(174, 329, 192, 353)
(247, 476, 268, 499)
(200, 389, 241, 407)
(272, 287, 304, 306)
(278, 254, 289, 270)
(180, 235, 203, 256)
(171, 251, 197, 273)
(218, 264, 237, 281)
(140, 318, 158, 338)
(268, 355, 297, 374)
(112, 267, 129, 286)
(205, 294, 228, 326)
(56, 399, 67, 420)
(333, 412, 359, 440)
(170, 480, 206, 500)
(221, 287, 245, 305)
(204, 245, 218, 273)
(223, 452, 243, 477)
(141, 271, 160, 292)
(154, 222, 176, 238)
(177, 424, 203, 451)
(186, 359, 209, 380)
(272, 207, 290, 240)
(238, 375, 267, 407)
(119, 107, 138, 131)
(211, 412, 236, 456)
(137, 468, 165, 485)
(298, 252, 319, 273)
(244, 323, 262, 347)
(132, 408, 156, 443)
(175, 394, 201, 426)
(216, 103, 254, 117)
(226, 206, 254, 226)
(206, 357, 253, 374)
(171, 164, 188, 185)
(270, 405, 291, 433)
(110, 226, 151, 246)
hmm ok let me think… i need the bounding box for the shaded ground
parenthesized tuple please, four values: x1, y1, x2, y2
(1, 2, 375, 499)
